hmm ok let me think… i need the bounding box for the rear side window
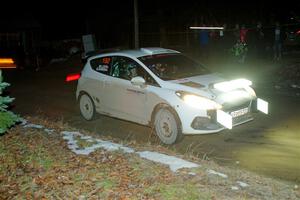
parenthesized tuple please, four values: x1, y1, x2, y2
(90, 57, 112, 75)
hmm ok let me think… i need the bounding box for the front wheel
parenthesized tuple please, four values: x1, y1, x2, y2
(154, 107, 183, 144)
(79, 93, 96, 121)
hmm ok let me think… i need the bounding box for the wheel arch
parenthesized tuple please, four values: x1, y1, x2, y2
(77, 90, 91, 101)
(150, 103, 182, 130)
(78, 91, 97, 121)
(150, 103, 183, 144)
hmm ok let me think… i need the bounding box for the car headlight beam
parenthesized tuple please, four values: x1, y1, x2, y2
(176, 91, 222, 110)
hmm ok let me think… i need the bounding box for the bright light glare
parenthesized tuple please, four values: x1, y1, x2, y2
(0, 58, 14, 64)
(0, 58, 16, 69)
(222, 90, 250, 102)
(217, 110, 232, 129)
(214, 79, 252, 92)
(257, 98, 268, 114)
(183, 95, 222, 110)
(189, 26, 224, 30)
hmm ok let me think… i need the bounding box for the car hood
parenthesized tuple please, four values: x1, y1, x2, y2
(166, 73, 224, 94)
(171, 73, 224, 88)
(163, 73, 255, 105)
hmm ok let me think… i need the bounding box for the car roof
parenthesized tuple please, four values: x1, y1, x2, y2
(88, 47, 180, 60)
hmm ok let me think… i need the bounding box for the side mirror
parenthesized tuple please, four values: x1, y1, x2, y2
(131, 76, 146, 87)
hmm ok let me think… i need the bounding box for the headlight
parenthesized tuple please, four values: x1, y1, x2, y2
(176, 91, 222, 110)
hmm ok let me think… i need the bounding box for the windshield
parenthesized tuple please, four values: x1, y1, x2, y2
(138, 54, 210, 80)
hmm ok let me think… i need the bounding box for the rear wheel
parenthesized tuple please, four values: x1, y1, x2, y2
(79, 93, 95, 120)
(154, 107, 183, 144)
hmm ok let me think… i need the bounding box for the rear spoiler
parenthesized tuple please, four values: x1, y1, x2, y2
(81, 48, 121, 63)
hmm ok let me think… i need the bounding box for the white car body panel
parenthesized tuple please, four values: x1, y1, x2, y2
(76, 47, 267, 135)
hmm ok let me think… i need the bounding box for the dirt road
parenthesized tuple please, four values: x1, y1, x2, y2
(4, 53, 300, 184)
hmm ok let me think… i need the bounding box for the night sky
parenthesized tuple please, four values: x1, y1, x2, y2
(0, 1, 299, 43)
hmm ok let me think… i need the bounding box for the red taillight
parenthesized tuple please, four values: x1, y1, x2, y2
(297, 29, 300, 35)
(66, 73, 81, 82)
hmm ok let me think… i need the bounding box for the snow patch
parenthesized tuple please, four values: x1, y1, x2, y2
(237, 181, 249, 188)
(95, 139, 135, 153)
(61, 132, 198, 172)
(22, 121, 54, 134)
(61, 131, 134, 155)
(207, 169, 228, 178)
(137, 151, 199, 172)
(20, 118, 28, 126)
(81, 136, 93, 140)
(188, 172, 197, 176)
(23, 123, 44, 129)
(21, 121, 201, 174)
(231, 186, 239, 191)
(44, 129, 54, 134)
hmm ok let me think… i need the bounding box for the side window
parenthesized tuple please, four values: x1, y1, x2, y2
(136, 65, 160, 87)
(110, 56, 138, 80)
(90, 57, 112, 75)
(110, 56, 159, 86)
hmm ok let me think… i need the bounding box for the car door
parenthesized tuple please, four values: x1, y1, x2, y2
(88, 56, 112, 113)
(102, 56, 150, 124)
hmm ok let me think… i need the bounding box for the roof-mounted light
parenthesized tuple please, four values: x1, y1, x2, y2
(214, 79, 252, 92)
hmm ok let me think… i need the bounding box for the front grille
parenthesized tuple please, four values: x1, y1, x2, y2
(232, 112, 253, 126)
(207, 99, 254, 127)
(222, 100, 252, 112)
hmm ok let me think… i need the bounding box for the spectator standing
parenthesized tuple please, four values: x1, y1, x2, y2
(240, 24, 248, 43)
(255, 21, 265, 58)
(273, 22, 283, 61)
(218, 24, 229, 56)
(237, 24, 249, 63)
(233, 24, 240, 44)
(199, 25, 209, 57)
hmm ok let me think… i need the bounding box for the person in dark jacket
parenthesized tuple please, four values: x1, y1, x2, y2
(273, 22, 284, 61)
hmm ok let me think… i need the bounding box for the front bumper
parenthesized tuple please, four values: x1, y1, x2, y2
(178, 98, 267, 135)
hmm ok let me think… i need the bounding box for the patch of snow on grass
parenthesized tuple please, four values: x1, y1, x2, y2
(61, 131, 134, 155)
(237, 181, 249, 188)
(20, 118, 28, 126)
(44, 129, 54, 134)
(23, 123, 44, 129)
(137, 151, 199, 172)
(188, 172, 197, 176)
(22, 123, 201, 174)
(95, 139, 135, 153)
(207, 169, 228, 178)
(231, 186, 239, 190)
(81, 136, 93, 140)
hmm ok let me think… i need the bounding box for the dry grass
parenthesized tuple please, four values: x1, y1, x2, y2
(0, 116, 299, 200)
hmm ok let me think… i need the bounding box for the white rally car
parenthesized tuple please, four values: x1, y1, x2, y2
(76, 47, 268, 144)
